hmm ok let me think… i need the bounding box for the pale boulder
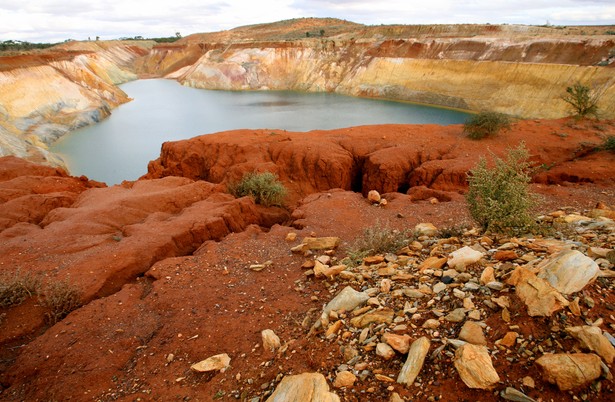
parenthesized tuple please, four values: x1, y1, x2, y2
(262, 329, 281, 352)
(415, 223, 438, 237)
(397, 336, 430, 386)
(537, 250, 599, 294)
(448, 246, 484, 270)
(454, 344, 500, 389)
(190, 353, 231, 373)
(323, 286, 369, 315)
(535, 353, 602, 391)
(367, 190, 381, 203)
(267, 372, 340, 402)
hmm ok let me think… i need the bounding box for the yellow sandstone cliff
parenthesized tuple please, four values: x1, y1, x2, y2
(1, 19, 614, 169)
(0, 41, 153, 167)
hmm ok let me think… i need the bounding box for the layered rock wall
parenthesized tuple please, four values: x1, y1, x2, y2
(1, 21, 615, 170)
(157, 37, 615, 119)
(0, 41, 153, 166)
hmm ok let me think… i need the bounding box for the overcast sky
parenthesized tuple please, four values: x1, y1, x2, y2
(1, 0, 614, 43)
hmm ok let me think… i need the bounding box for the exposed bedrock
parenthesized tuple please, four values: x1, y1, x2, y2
(144, 119, 615, 204)
(0, 156, 290, 320)
(156, 35, 615, 119)
(2, 20, 615, 170)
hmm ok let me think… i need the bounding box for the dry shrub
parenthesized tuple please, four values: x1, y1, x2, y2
(347, 223, 413, 264)
(40, 279, 82, 324)
(0, 270, 41, 308)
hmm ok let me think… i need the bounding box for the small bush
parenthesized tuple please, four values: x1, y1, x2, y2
(40, 280, 82, 324)
(228, 171, 287, 207)
(562, 82, 601, 118)
(463, 112, 512, 139)
(600, 135, 615, 153)
(466, 143, 539, 235)
(0, 270, 41, 308)
(347, 223, 412, 264)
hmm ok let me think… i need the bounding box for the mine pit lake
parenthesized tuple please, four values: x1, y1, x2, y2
(51, 79, 470, 184)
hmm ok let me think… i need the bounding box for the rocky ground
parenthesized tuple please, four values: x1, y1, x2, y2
(0, 119, 614, 401)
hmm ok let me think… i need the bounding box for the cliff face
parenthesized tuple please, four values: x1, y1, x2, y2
(155, 36, 615, 119)
(1, 20, 615, 170)
(0, 41, 153, 167)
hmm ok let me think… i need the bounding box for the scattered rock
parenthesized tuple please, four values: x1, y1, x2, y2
(454, 344, 500, 390)
(522, 376, 535, 388)
(507, 267, 569, 316)
(262, 329, 281, 352)
(500, 387, 537, 402)
(397, 336, 430, 386)
(382, 333, 411, 354)
(292, 237, 341, 253)
(190, 353, 231, 373)
(494, 250, 518, 261)
(350, 308, 395, 328)
(566, 325, 615, 363)
(448, 246, 483, 271)
(376, 342, 396, 360)
(537, 250, 599, 294)
(389, 392, 404, 402)
(444, 308, 466, 323)
(459, 321, 487, 345)
(415, 223, 437, 237)
(323, 286, 369, 316)
(418, 256, 448, 271)
(266, 372, 340, 402)
(535, 353, 602, 391)
(479, 266, 496, 285)
(333, 370, 357, 388)
(367, 190, 381, 204)
(498, 331, 519, 348)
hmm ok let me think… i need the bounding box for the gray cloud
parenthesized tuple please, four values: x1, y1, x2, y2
(1, 0, 613, 43)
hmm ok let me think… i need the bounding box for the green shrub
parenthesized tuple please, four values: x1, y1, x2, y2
(347, 223, 412, 264)
(0, 270, 41, 308)
(228, 172, 287, 207)
(463, 112, 512, 139)
(562, 82, 601, 118)
(600, 135, 615, 153)
(466, 143, 539, 235)
(40, 280, 82, 324)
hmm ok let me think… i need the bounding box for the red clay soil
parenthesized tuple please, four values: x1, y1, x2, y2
(0, 119, 614, 401)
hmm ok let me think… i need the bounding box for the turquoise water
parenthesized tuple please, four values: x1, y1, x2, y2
(51, 79, 469, 184)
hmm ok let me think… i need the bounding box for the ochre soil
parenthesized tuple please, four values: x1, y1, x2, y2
(0, 119, 614, 401)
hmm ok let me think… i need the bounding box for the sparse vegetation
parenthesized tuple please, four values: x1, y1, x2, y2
(466, 143, 539, 235)
(0, 40, 57, 52)
(600, 135, 615, 153)
(562, 82, 602, 118)
(228, 172, 287, 207)
(346, 223, 412, 264)
(40, 279, 82, 325)
(0, 270, 41, 308)
(436, 224, 470, 239)
(463, 112, 512, 140)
